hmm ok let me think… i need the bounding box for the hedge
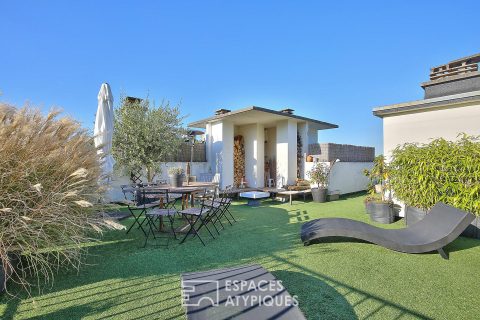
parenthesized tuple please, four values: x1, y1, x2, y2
(389, 134, 480, 216)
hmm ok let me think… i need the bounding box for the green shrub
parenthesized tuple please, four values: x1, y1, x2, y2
(363, 155, 391, 203)
(112, 97, 185, 182)
(389, 134, 480, 215)
(307, 162, 329, 188)
(0, 104, 121, 295)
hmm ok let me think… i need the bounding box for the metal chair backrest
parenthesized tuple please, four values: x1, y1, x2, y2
(220, 185, 235, 199)
(198, 198, 215, 215)
(121, 184, 141, 206)
(141, 186, 174, 207)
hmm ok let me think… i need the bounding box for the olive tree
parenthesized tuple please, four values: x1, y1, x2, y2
(112, 97, 185, 182)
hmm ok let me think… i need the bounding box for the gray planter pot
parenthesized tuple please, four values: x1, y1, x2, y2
(369, 202, 394, 224)
(405, 206, 427, 226)
(365, 201, 373, 214)
(169, 174, 183, 187)
(311, 188, 327, 203)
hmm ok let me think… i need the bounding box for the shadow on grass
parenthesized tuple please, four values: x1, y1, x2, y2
(272, 270, 358, 319)
(0, 203, 303, 319)
(269, 254, 434, 320)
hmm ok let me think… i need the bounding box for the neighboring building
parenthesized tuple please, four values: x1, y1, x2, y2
(373, 53, 480, 160)
(188, 106, 338, 189)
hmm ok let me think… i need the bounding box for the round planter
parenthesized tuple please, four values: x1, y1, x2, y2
(311, 187, 327, 203)
(365, 201, 374, 214)
(405, 206, 427, 226)
(169, 174, 183, 188)
(369, 202, 394, 224)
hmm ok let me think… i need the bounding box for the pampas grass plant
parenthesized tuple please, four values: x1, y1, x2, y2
(0, 103, 121, 296)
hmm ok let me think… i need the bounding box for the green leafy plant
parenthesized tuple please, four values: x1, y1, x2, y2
(112, 97, 185, 182)
(307, 162, 329, 189)
(363, 155, 391, 203)
(168, 167, 184, 175)
(389, 134, 480, 215)
(0, 104, 121, 296)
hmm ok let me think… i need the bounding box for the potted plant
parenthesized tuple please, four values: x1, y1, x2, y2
(308, 162, 329, 203)
(389, 135, 480, 237)
(168, 167, 184, 187)
(363, 155, 394, 224)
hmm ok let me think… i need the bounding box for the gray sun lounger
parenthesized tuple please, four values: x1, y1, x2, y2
(301, 202, 475, 259)
(181, 264, 306, 320)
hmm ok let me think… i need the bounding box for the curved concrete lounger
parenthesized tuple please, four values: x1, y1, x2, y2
(301, 202, 475, 259)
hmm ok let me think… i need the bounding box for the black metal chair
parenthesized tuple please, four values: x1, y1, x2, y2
(215, 185, 236, 225)
(143, 188, 178, 248)
(178, 200, 217, 246)
(121, 185, 160, 235)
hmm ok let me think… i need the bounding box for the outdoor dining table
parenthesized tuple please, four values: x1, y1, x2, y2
(136, 183, 217, 232)
(155, 182, 218, 209)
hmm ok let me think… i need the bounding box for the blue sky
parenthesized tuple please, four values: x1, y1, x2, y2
(1, 1, 479, 154)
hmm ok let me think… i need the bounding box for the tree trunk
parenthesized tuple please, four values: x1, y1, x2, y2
(146, 167, 155, 183)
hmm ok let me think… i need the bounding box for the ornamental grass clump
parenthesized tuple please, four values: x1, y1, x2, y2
(389, 134, 480, 215)
(0, 104, 120, 296)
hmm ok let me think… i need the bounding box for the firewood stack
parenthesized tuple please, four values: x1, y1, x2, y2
(297, 132, 302, 178)
(234, 135, 245, 187)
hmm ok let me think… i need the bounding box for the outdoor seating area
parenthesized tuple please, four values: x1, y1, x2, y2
(1, 194, 479, 319)
(120, 183, 236, 247)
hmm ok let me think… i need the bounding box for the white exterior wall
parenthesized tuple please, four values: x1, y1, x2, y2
(206, 121, 234, 188)
(108, 162, 210, 202)
(236, 124, 265, 188)
(276, 120, 297, 187)
(255, 124, 265, 187)
(304, 161, 373, 195)
(382, 102, 480, 216)
(383, 103, 480, 159)
(221, 121, 234, 189)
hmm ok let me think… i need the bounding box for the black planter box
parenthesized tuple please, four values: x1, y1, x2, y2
(312, 188, 327, 203)
(461, 216, 480, 239)
(368, 202, 394, 224)
(405, 206, 427, 226)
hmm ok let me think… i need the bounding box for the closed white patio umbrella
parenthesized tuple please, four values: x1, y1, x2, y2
(94, 83, 116, 182)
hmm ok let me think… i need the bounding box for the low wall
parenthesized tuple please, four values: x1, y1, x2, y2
(308, 143, 375, 162)
(107, 162, 210, 202)
(304, 161, 373, 195)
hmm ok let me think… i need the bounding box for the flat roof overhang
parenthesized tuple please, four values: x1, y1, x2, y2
(188, 106, 338, 130)
(372, 90, 480, 118)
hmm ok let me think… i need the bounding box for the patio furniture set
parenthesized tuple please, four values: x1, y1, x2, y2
(120, 183, 237, 247)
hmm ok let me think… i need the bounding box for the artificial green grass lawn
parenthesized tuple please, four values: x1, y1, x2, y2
(1, 193, 479, 319)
